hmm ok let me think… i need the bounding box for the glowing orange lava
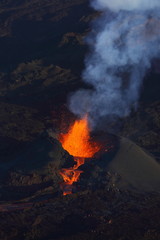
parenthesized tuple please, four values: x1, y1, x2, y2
(59, 115, 100, 195)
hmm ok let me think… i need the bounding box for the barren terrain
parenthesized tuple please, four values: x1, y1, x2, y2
(0, 0, 160, 239)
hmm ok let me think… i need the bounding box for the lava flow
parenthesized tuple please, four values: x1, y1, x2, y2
(59, 115, 100, 195)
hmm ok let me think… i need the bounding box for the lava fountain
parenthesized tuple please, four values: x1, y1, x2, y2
(59, 115, 101, 195)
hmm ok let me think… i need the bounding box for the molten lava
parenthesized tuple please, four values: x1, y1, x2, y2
(59, 116, 100, 195)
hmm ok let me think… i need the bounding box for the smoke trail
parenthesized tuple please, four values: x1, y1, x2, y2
(92, 0, 160, 12)
(69, 0, 160, 128)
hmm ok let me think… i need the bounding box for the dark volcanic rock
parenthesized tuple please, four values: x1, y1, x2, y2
(0, 102, 45, 141)
(0, 189, 160, 240)
(0, 0, 160, 240)
(0, 0, 92, 69)
(0, 135, 74, 201)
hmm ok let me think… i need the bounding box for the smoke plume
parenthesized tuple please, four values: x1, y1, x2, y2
(69, 0, 160, 128)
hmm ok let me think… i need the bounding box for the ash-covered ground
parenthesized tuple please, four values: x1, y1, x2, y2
(0, 0, 160, 239)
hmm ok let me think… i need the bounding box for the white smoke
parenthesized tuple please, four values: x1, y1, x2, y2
(69, 0, 160, 128)
(92, 0, 160, 12)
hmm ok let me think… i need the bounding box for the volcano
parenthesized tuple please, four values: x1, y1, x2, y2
(59, 116, 101, 195)
(58, 116, 160, 195)
(0, 0, 160, 239)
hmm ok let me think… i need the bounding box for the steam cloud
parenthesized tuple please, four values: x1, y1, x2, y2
(69, 0, 160, 128)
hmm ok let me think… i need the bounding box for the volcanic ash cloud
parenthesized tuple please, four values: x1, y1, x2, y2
(69, 0, 160, 128)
